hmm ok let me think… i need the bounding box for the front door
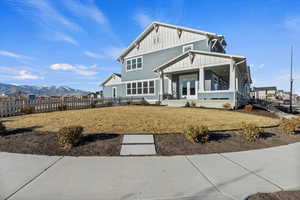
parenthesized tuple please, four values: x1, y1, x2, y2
(179, 74, 197, 99)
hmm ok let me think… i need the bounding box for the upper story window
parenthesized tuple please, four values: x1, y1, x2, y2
(183, 44, 194, 52)
(126, 57, 143, 72)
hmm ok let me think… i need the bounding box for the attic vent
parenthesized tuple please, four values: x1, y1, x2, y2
(177, 28, 182, 38)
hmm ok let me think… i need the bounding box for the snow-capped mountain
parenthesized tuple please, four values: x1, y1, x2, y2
(0, 83, 89, 95)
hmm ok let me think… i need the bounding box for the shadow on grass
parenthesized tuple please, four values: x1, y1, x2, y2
(3, 126, 42, 136)
(78, 133, 120, 146)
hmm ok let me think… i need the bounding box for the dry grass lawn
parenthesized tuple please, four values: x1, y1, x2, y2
(3, 106, 279, 134)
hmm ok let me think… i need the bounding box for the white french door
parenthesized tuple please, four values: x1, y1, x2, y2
(179, 74, 197, 99)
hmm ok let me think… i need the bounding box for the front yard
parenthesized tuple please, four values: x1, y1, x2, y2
(2, 105, 279, 134)
(1, 105, 300, 156)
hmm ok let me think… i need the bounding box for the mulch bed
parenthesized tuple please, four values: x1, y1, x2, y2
(247, 190, 300, 200)
(0, 129, 122, 156)
(155, 127, 300, 155)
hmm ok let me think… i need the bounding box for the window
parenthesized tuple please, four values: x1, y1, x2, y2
(137, 82, 142, 94)
(183, 44, 194, 52)
(137, 58, 142, 69)
(126, 83, 131, 95)
(132, 82, 137, 94)
(126, 57, 143, 72)
(149, 81, 155, 94)
(126, 80, 155, 96)
(126, 60, 131, 70)
(143, 81, 148, 94)
(132, 59, 136, 70)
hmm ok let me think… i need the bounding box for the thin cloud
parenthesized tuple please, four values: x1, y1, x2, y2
(84, 46, 125, 60)
(52, 32, 79, 46)
(133, 12, 152, 29)
(63, 0, 108, 26)
(8, 0, 82, 45)
(284, 16, 300, 33)
(50, 63, 97, 76)
(84, 51, 104, 59)
(13, 70, 44, 80)
(0, 50, 33, 60)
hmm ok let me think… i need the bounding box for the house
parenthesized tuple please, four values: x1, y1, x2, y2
(253, 87, 277, 100)
(101, 22, 252, 109)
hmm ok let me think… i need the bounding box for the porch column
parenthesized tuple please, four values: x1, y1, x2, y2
(198, 67, 204, 92)
(229, 60, 236, 91)
(230, 60, 237, 108)
(160, 70, 165, 101)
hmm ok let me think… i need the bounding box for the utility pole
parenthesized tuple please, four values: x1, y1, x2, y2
(290, 46, 293, 113)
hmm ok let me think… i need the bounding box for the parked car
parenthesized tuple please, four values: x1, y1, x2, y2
(283, 99, 291, 105)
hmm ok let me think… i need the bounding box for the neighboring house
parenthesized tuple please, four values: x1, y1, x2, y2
(101, 22, 252, 109)
(253, 87, 277, 100)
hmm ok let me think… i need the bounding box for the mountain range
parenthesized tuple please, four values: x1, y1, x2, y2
(0, 83, 89, 96)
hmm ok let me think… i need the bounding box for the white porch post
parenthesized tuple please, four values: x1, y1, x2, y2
(230, 60, 237, 108)
(199, 67, 204, 92)
(160, 70, 165, 101)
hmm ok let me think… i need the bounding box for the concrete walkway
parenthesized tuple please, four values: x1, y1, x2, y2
(1, 142, 300, 200)
(121, 135, 156, 156)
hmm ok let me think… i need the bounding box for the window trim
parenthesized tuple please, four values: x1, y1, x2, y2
(125, 79, 156, 96)
(126, 56, 143, 72)
(182, 44, 194, 53)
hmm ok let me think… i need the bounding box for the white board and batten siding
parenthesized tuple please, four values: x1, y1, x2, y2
(125, 25, 207, 59)
(164, 53, 231, 73)
(104, 75, 122, 86)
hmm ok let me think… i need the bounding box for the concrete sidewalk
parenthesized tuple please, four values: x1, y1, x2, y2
(1, 143, 300, 200)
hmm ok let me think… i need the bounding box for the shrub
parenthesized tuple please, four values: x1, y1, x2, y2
(279, 119, 300, 135)
(21, 105, 35, 114)
(222, 103, 231, 109)
(106, 101, 113, 106)
(155, 101, 161, 106)
(183, 125, 209, 143)
(244, 104, 253, 112)
(58, 104, 67, 111)
(57, 126, 84, 149)
(185, 101, 190, 107)
(241, 122, 263, 142)
(0, 121, 6, 135)
(191, 101, 197, 107)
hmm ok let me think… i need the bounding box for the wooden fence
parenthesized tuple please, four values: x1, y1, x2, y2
(0, 97, 144, 117)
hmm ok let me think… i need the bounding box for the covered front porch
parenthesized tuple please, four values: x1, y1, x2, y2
(153, 50, 251, 109)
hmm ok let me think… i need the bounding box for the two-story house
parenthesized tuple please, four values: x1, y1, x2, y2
(101, 22, 251, 109)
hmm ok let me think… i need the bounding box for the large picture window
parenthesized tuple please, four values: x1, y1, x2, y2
(126, 80, 155, 96)
(126, 57, 143, 71)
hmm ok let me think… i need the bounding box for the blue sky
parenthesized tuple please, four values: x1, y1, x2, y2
(0, 0, 299, 93)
